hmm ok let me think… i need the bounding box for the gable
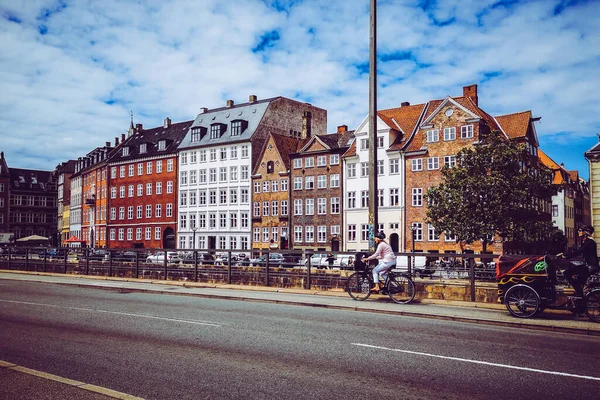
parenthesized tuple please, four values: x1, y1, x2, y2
(421, 97, 480, 127)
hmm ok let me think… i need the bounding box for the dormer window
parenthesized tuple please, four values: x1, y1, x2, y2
(122, 147, 129, 156)
(158, 140, 166, 150)
(191, 126, 206, 142)
(210, 123, 226, 139)
(231, 120, 248, 136)
(140, 143, 147, 153)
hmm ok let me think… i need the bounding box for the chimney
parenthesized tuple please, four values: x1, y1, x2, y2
(135, 123, 143, 133)
(301, 111, 312, 139)
(115, 137, 119, 146)
(226, 99, 234, 108)
(164, 117, 171, 129)
(105, 141, 110, 147)
(463, 84, 478, 106)
(249, 95, 257, 103)
(121, 133, 126, 143)
(200, 107, 208, 114)
(401, 102, 410, 107)
(597, 133, 600, 142)
(337, 125, 348, 133)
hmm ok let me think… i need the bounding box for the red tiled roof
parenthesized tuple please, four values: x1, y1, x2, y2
(495, 110, 532, 139)
(379, 103, 426, 150)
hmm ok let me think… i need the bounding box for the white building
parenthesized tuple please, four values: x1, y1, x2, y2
(176, 96, 327, 252)
(342, 103, 425, 252)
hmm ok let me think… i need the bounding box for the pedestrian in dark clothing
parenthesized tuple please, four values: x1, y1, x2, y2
(562, 226, 598, 300)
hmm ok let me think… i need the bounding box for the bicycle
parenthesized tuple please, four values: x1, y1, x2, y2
(345, 253, 416, 304)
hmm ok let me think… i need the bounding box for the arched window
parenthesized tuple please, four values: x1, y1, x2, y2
(267, 161, 274, 173)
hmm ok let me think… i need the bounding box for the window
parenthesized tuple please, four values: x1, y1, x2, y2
(280, 179, 288, 191)
(552, 205, 559, 217)
(361, 191, 369, 208)
(348, 224, 356, 241)
(230, 166, 238, 181)
(209, 190, 216, 205)
(412, 188, 423, 206)
(128, 185, 134, 197)
(293, 177, 302, 190)
(231, 146, 237, 159)
(156, 160, 162, 173)
(119, 207, 125, 220)
(428, 224, 439, 241)
(271, 180, 278, 192)
(253, 202, 260, 217)
(305, 176, 314, 190)
(317, 155, 327, 167)
(377, 136, 384, 148)
(167, 181, 173, 193)
(305, 199, 314, 215)
(190, 170, 197, 184)
(293, 159, 302, 169)
(127, 206, 133, 219)
(230, 189, 237, 204)
(241, 166, 249, 180)
(199, 150, 206, 162)
(272, 201, 278, 216)
(346, 163, 356, 178)
(444, 127, 456, 141)
(317, 175, 327, 189)
(378, 189, 384, 207)
(254, 181, 261, 194)
(241, 145, 249, 158)
(409, 158, 422, 172)
(427, 157, 439, 170)
(155, 227, 161, 240)
(209, 168, 217, 183)
(128, 164, 134, 177)
(262, 201, 269, 216)
(180, 214, 188, 229)
(330, 154, 339, 165)
(145, 228, 152, 240)
(167, 159, 173, 172)
(190, 191, 197, 206)
(158, 140, 166, 150)
(231, 120, 243, 136)
(294, 226, 303, 243)
(210, 149, 217, 162)
(110, 207, 116, 220)
(146, 183, 152, 196)
(146, 162, 153, 174)
(166, 203, 173, 217)
(318, 198, 327, 214)
(241, 213, 249, 228)
(359, 162, 368, 177)
(181, 153, 188, 165)
(119, 166, 125, 178)
(136, 206, 142, 219)
(111, 167, 117, 179)
(199, 170, 206, 184)
(262, 181, 269, 193)
(191, 127, 202, 142)
(281, 200, 288, 216)
(136, 228, 142, 241)
(305, 157, 314, 168)
(330, 174, 340, 188)
(210, 124, 221, 139)
(118, 228, 124, 241)
(180, 171, 188, 185)
(390, 188, 399, 206)
(347, 192, 356, 208)
(331, 197, 340, 214)
(412, 222, 423, 241)
(427, 129, 439, 143)
(317, 226, 327, 243)
(119, 186, 125, 198)
(461, 124, 474, 139)
(220, 213, 227, 228)
(361, 224, 369, 241)
(146, 204, 152, 218)
(294, 199, 303, 215)
(444, 155, 456, 168)
(220, 147, 227, 160)
(377, 160, 384, 175)
(360, 138, 369, 150)
(241, 189, 249, 203)
(219, 167, 227, 182)
(389, 159, 399, 174)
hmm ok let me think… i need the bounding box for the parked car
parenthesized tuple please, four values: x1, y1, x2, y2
(333, 255, 355, 270)
(304, 253, 331, 269)
(113, 251, 138, 262)
(214, 253, 240, 266)
(84, 249, 109, 261)
(249, 253, 284, 267)
(281, 253, 303, 268)
(180, 252, 215, 265)
(38, 248, 68, 259)
(146, 251, 181, 264)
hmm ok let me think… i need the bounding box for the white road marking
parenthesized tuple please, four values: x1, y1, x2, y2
(352, 343, 600, 381)
(0, 299, 222, 327)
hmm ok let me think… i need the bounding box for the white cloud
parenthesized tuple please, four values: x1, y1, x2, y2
(0, 0, 598, 177)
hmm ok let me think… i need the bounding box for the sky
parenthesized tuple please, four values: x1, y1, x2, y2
(0, 0, 599, 180)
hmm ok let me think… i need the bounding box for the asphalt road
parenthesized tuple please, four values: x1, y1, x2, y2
(1, 280, 599, 399)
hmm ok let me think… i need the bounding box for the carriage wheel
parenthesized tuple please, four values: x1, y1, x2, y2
(504, 284, 540, 318)
(584, 289, 600, 323)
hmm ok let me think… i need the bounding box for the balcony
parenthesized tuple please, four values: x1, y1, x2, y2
(85, 195, 96, 207)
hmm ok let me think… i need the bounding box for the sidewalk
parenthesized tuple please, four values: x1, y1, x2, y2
(1, 270, 599, 336)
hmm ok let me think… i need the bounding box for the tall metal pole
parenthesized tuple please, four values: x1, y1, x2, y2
(368, 0, 379, 252)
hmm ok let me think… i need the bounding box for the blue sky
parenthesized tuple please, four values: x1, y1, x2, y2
(0, 0, 599, 180)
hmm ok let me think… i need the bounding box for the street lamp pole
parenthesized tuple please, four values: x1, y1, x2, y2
(192, 226, 197, 250)
(409, 225, 416, 274)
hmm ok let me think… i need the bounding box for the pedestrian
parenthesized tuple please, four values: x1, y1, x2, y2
(561, 226, 598, 299)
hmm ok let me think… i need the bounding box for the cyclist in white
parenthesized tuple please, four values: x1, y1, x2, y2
(365, 231, 397, 293)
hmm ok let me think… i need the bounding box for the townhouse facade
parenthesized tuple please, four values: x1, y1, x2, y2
(289, 126, 353, 251)
(0, 152, 9, 239)
(55, 160, 76, 246)
(7, 166, 58, 242)
(343, 103, 425, 253)
(585, 136, 600, 257)
(251, 133, 302, 250)
(69, 166, 83, 245)
(176, 96, 327, 252)
(107, 120, 192, 249)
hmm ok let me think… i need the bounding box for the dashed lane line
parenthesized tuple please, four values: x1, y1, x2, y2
(0, 360, 144, 399)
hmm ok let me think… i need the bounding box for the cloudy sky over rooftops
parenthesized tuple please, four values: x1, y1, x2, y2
(0, 0, 598, 179)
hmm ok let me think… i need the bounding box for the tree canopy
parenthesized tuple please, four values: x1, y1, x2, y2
(425, 131, 565, 253)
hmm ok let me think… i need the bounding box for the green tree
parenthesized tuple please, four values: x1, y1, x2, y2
(425, 131, 562, 253)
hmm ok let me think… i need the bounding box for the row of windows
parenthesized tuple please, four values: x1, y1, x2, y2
(181, 145, 250, 163)
(426, 125, 474, 142)
(346, 189, 400, 208)
(411, 156, 456, 172)
(179, 212, 250, 230)
(252, 226, 290, 243)
(111, 159, 174, 179)
(181, 166, 250, 185)
(253, 179, 288, 193)
(292, 154, 340, 169)
(292, 175, 339, 190)
(110, 227, 163, 242)
(179, 235, 251, 251)
(180, 188, 250, 207)
(289, 198, 340, 216)
(111, 181, 174, 199)
(110, 204, 174, 220)
(346, 159, 400, 178)
(8, 213, 55, 224)
(9, 195, 56, 207)
(292, 225, 341, 243)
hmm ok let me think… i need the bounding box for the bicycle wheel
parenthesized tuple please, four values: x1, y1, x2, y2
(345, 272, 372, 301)
(504, 284, 540, 318)
(584, 289, 600, 323)
(387, 274, 416, 304)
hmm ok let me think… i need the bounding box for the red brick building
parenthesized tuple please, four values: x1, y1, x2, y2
(107, 119, 193, 249)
